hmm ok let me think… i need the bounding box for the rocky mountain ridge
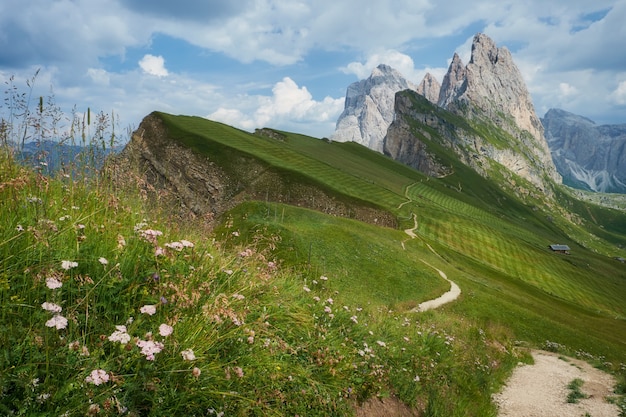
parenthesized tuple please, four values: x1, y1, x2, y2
(105, 113, 397, 228)
(331, 64, 416, 152)
(333, 33, 559, 194)
(542, 108, 626, 193)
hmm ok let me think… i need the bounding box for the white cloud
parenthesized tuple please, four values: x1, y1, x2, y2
(611, 80, 626, 105)
(138, 55, 169, 77)
(209, 77, 344, 137)
(86, 68, 110, 86)
(341, 50, 448, 85)
(559, 82, 578, 97)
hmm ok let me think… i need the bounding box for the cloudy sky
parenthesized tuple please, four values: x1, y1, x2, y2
(1, 0, 624, 141)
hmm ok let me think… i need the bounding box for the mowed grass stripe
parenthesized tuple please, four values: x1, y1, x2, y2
(419, 212, 625, 315)
(160, 114, 406, 209)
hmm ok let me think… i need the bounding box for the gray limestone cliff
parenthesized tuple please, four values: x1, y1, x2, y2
(542, 108, 626, 193)
(331, 64, 416, 152)
(333, 34, 560, 194)
(381, 33, 561, 194)
(416, 73, 441, 105)
(437, 33, 560, 187)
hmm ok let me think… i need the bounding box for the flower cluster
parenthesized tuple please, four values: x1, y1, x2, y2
(85, 369, 109, 386)
(136, 339, 164, 361)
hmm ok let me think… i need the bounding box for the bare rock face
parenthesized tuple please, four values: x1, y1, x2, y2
(331, 64, 416, 152)
(416, 72, 441, 105)
(105, 113, 397, 229)
(439, 34, 560, 186)
(437, 53, 466, 108)
(542, 108, 626, 193)
(383, 92, 453, 178)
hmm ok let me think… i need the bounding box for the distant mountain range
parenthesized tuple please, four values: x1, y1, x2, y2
(542, 109, 626, 193)
(13, 140, 122, 174)
(331, 33, 625, 195)
(333, 33, 560, 197)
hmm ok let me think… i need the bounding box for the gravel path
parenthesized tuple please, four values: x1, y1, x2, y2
(411, 264, 461, 312)
(402, 214, 462, 312)
(493, 350, 620, 417)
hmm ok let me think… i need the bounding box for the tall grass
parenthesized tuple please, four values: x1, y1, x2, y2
(2, 74, 625, 416)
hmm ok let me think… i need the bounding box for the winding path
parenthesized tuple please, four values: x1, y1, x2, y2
(399, 185, 462, 311)
(411, 261, 461, 312)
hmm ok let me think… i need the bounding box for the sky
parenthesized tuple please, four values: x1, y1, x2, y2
(1, 0, 625, 142)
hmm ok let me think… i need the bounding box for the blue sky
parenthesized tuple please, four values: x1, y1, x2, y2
(1, 0, 625, 141)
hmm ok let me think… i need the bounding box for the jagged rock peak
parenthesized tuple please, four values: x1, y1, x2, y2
(416, 73, 441, 105)
(542, 109, 626, 193)
(439, 33, 560, 184)
(331, 64, 416, 153)
(437, 53, 466, 108)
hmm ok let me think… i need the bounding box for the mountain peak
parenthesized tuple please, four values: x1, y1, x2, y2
(469, 33, 504, 66)
(438, 33, 560, 185)
(437, 53, 466, 107)
(331, 65, 416, 152)
(416, 73, 441, 105)
(372, 63, 395, 75)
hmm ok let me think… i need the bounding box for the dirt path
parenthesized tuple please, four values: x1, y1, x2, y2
(493, 350, 620, 417)
(401, 213, 462, 312)
(411, 263, 461, 312)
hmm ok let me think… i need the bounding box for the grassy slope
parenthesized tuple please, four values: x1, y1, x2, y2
(5, 108, 624, 416)
(157, 112, 626, 364)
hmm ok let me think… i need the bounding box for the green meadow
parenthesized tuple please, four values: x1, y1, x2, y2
(1, 101, 625, 415)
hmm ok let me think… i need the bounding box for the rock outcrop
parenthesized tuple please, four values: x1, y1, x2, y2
(437, 53, 466, 109)
(331, 64, 416, 153)
(437, 33, 560, 187)
(416, 73, 440, 105)
(333, 34, 560, 194)
(542, 108, 626, 193)
(383, 92, 453, 178)
(105, 113, 397, 228)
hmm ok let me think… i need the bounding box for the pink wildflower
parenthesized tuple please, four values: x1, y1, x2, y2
(324, 306, 332, 314)
(233, 366, 244, 378)
(141, 229, 163, 238)
(154, 246, 165, 257)
(61, 260, 78, 270)
(136, 339, 164, 361)
(192, 367, 201, 377)
(108, 325, 131, 344)
(41, 302, 62, 313)
(85, 369, 109, 386)
(181, 349, 196, 361)
(45, 277, 63, 290)
(180, 240, 194, 248)
(165, 241, 184, 251)
(159, 323, 174, 337)
(140, 304, 157, 315)
(45, 314, 68, 330)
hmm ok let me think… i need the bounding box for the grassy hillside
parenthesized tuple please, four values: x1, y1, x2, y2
(2, 107, 626, 415)
(154, 112, 626, 355)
